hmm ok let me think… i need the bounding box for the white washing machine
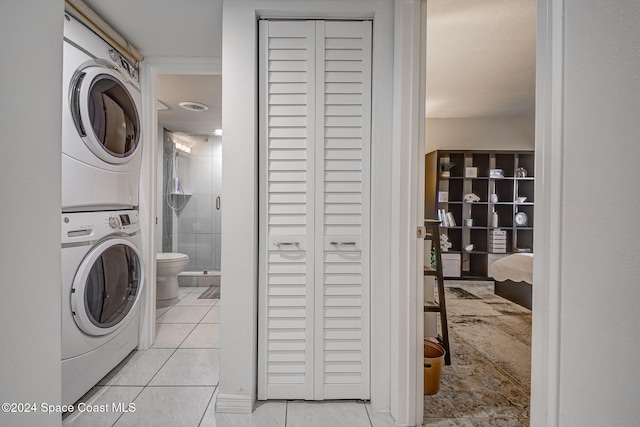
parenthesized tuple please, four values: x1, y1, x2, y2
(62, 13, 143, 212)
(61, 210, 144, 405)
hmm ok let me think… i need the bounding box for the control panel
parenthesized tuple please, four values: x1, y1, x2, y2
(61, 210, 140, 244)
(108, 48, 138, 82)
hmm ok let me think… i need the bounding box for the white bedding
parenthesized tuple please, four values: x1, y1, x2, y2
(490, 253, 533, 284)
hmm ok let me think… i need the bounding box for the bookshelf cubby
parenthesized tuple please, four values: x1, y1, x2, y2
(425, 150, 535, 278)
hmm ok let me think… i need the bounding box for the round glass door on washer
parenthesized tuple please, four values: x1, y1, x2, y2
(71, 238, 143, 336)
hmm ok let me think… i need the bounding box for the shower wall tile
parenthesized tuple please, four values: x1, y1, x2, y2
(195, 234, 214, 270)
(177, 233, 197, 270)
(212, 138, 222, 157)
(178, 216, 197, 236)
(174, 154, 194, 194)
(162, 236, 172, 254)
(212, 156, 221, 196)
(214, 233, 221, 271)
(212, 204, 221, 234)
(190, 140, 213, 157)
(195, 195, 214, 234)
(177, 197, 197, 234)
(197, 157, 214, 195)
(162, 133, 221, 270)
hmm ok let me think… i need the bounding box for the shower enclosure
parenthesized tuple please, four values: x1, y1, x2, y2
(158, 129, 221, 273)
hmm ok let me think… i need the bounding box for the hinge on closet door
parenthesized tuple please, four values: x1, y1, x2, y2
(417, 226, 427, 239)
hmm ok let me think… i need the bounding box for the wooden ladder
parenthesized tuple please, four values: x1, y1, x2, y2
(423, 219, 451, 365)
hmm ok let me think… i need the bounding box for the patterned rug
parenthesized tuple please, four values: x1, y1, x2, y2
(424, 281, 531, 426)
(198, 286, 220, 299)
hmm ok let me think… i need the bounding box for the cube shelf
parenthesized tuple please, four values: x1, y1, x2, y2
(425, 149, 535, 279)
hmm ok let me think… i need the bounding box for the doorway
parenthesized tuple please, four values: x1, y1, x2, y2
(156, 74, 222, 277)
(422, 0, 536, 424)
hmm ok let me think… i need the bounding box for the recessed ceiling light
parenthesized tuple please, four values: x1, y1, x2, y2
(178, 101, 209, 112)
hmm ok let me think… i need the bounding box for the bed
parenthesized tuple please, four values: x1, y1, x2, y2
(489, 253, 533, 310)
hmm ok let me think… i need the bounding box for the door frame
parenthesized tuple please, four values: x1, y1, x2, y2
(138, 57, 222, 349)
(392, 1, 427, 425)
(256, 19, 373, 401)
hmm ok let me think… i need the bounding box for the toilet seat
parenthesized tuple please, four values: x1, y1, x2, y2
(157, 252, 189, 263)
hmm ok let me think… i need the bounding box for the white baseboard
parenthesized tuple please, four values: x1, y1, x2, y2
(215, 392, 255, 414)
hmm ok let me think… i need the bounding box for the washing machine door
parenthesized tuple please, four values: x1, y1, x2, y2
(71, 237, 144, 336)
(70, 66, 141, 165)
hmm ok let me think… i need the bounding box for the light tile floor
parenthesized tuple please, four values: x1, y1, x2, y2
(62, 286, 397, 427)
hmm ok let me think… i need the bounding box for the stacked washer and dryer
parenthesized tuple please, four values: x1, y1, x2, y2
(61, 13, 145, 406)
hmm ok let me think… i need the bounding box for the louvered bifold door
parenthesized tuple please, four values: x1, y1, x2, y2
(258, 20, 317, 400)
(259, 19, 371, 401)
(314, 21, 371, 400)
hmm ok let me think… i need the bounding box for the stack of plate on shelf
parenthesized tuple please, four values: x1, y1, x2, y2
(489, 229, 507, 253)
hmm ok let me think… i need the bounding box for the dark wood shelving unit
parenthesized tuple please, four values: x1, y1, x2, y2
(425, 150, 535, 279)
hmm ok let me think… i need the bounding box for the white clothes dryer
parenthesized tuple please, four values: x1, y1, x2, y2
(62, 13, 143, 212)
(61, 210, 144, 405)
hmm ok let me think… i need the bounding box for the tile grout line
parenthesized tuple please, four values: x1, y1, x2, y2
(197, 384, 218, 427)
(363, 401, 374, 427)
(284, 400, 288, 427)
(109, 386, 146, 427)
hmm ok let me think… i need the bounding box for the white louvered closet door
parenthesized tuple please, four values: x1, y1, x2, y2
(259, 19, 371, 401)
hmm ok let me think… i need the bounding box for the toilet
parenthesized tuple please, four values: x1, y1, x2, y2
(156, 253, 189, 300)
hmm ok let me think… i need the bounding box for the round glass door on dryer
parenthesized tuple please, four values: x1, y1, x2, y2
(61, 29, 143, 212)
(70, 67, 141, 165)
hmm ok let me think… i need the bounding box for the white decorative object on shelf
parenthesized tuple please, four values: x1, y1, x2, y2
(464, 244, 474, 252)
(440, 234, 452, 252)
(516, 167, 528, 178)
(465, 167, 478, 178)
(490, 169, 504, 178)
(464, 193, 481, 203)
(438, 191, 448, 202)
(489, 229, 507, 253)
(515, 212, 528, 226)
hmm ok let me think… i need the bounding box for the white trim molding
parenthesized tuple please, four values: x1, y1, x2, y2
(138, 56, 222, 350)
(219, 0, 395, 416)
(531, 0, 563, 425)
(214, 393, 255, 414)
(390, 0, 427, 425)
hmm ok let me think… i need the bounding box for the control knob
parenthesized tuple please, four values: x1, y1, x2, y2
(108, 216, 121, 229)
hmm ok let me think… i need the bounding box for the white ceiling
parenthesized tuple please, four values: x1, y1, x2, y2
(426, 0, 536, 118)
(82, 0, 223, 58)
(82, 0, 535, 132)
(156, 74, 222, 135)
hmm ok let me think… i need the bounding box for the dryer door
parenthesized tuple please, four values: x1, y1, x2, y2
(71, 237, 144, 336)
(70, 66, 141, 164)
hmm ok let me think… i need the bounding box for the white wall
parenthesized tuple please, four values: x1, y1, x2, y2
(425, 114, 535, 152)
(219, 0, 395, 414)
(556, 1, 640, 424)
(0, 2, 64, 426)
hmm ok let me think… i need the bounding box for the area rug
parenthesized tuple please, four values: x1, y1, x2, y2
(198, 286, 220, 299)
(424, 281, 531, 426)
